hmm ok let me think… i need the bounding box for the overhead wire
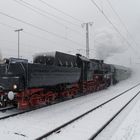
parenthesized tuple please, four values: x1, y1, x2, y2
(0, 38, 36, 56)
(0, 10, 84, 47)
(23, 30, 85, 50)
(106, 0, 139, 50)
(15, 0, 80, 28)
(0, 30, 62, 58)
(0, 22, 16, 30)
(38, 0, 83, 23)
(0, 21, 85, 53)
(90, 0, 140, 56)
(0, 24, 49, 52)
(12, 0, 83, 37)
(106, 0, 128, 33)
(0, 22, 64, 46)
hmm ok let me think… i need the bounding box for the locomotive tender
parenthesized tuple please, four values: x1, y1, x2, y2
(0, 51, 130, 109)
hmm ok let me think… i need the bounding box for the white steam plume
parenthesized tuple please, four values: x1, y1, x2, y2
(94, 28, 127, 60)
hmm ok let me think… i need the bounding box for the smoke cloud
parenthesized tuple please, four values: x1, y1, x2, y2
(94, 28, 127, 60)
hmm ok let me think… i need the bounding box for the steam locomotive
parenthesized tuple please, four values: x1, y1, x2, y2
(0, 51, 131, 109)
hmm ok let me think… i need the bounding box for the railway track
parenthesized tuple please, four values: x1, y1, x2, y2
(35, 83, 140, 140)
(0, 92, 84, 120)
(0, 88, 103, 120)
(0, 93, 81, 120)
(89, 90, 140, 140)
(0, 104, 56, 120)
(0, 106, 16, 112)
(0, 94, 91, 120)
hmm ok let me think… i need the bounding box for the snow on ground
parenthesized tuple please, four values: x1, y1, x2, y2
(94, 63, 140, 140)
(95, 87, 140, 140)
(46, 84, 140, 140)
(0, 63, 140, 140)
(111, 99, 140, 140)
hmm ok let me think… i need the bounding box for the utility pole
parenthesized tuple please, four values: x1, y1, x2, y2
(82, 22, 93, 58)
(15, 28, 23, 58)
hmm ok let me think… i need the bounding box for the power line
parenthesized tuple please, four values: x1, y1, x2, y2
(0, 33, 84, 58)
(15, 0, 80, 27)
(23, 31, 85, 49)
(0, 35, 64, 55)
(90, 0, 140, 55)
(0, 21, 85, 50)
(0, 32, 48, 51)
(106, 0, 139, 50)
(106, 0, 128, 32)
(23, 30, 65, 46)
(12, 0, 83, 36)
(0, 22, 65, 46)
(38, 0, 83, 23)
(0, 23, 84, 57)
(0, 39, 39, 55)
(0, 22, 16, 30)
(0, 10, 84, 47)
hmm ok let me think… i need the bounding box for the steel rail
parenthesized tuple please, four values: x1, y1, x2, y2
(35, 83, 140, 140)
(0, 106, 16, 112)
(89, 91, 140, 140)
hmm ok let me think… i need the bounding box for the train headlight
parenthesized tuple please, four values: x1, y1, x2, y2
(13, 84, 17, 90)
(8, 91, 15, 100)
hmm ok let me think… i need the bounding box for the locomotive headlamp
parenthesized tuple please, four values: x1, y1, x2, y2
(13, 84, 17, 89)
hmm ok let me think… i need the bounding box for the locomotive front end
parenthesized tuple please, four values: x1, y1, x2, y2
(0, 59, 16, 106)
(0, 58, 27, 107)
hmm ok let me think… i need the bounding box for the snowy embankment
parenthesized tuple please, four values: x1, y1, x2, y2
(0, 63, 139, 140)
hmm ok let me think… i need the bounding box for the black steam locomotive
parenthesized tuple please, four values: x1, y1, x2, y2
(0, 51, 130, 109)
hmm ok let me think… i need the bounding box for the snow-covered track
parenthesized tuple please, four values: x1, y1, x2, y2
(0, 109, 27, 120)
(35, 83, 140, 140)
(89, 90, 140, 140)
(0, 106, 16, 112)
(0, 103, 59, 120)
(0, 95, 89, 121)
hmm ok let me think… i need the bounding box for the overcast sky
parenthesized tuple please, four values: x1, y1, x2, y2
(0, 0, 140, 65)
